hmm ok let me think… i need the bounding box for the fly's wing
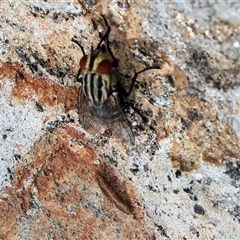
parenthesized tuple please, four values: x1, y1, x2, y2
(110, 95, 135, 145)
(78, 86, 134, 144)
(92, 93, 135, 145)
(78, 86, 103, 134)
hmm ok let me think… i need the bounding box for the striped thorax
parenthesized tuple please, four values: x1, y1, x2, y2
(80, 46, 116, 107)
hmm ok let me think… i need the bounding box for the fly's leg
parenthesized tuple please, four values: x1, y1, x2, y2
(100, 14, 118, 68)
(71, 38, 86, 56)
(71, 38, 84, 83)
(117, 65, 161, 126)
(119, 65, 161, 97)
(96, 15, 111, 49)
(76, 68, 82, 83)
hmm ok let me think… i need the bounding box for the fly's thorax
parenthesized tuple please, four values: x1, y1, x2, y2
(81, 48, 118, 107)
(82, 72, 111, 106)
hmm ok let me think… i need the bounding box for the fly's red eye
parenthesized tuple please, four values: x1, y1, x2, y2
(79, 55, 87, 70)
(96, 59, 112, 74)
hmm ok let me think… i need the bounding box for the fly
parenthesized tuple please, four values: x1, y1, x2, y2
(72, 15, 160, 144)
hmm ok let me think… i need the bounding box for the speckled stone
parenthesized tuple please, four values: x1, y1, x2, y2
(0, 1, 240, 239)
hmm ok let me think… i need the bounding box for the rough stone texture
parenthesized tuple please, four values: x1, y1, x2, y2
(0, 1, 239, 239)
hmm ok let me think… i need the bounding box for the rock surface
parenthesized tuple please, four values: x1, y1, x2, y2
(0, 1, 240, 239)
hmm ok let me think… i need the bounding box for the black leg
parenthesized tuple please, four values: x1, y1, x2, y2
(98, 15, 118, 68)
(121, 65, 161, 97)
(71, 38, 86, 56)
(76, 68, 82, 83)
(96, 15, 111, 49)
(105, 36, 118, 68)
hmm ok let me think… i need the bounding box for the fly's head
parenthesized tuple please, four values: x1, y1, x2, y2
(79, 45, 113, 75)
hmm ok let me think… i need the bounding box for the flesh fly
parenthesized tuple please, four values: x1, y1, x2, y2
(72, 15, 160, 144)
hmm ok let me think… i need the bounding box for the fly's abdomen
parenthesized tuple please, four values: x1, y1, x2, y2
(83, 73, 110, 106)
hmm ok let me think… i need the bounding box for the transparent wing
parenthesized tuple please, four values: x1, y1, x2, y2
(78, 86, 135, 144)
(78, 86, 103, 134)
(92, 94, 135, 145)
